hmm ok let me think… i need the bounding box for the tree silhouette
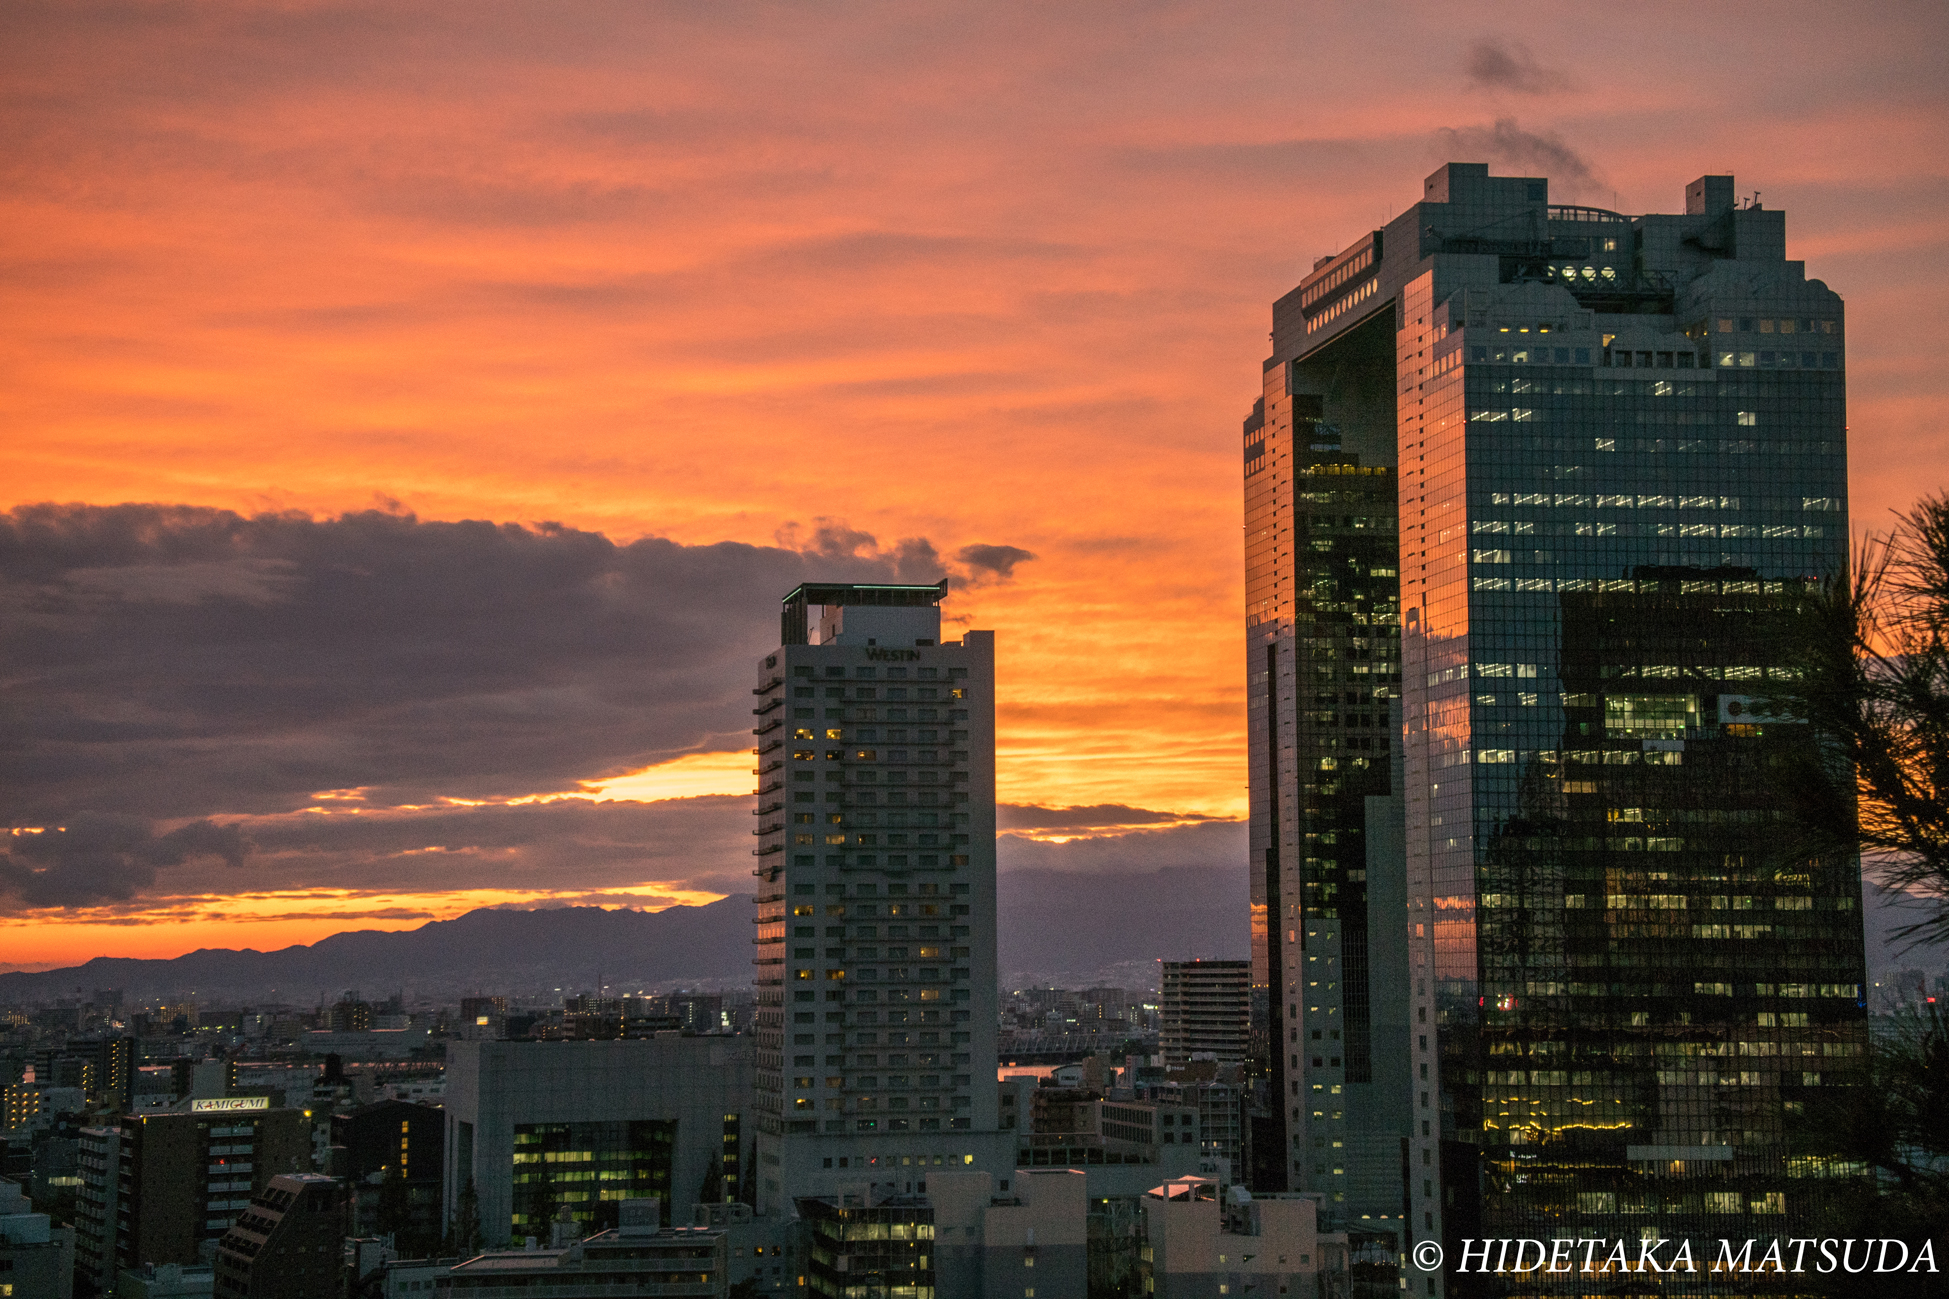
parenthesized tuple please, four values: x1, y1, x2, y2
(1769, 491, 1949, 944)
(446, 1178, 482, 1258)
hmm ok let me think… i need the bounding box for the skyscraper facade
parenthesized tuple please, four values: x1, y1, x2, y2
(1246, 164, 1865, 1283)
(750, 582, 1013, 1215)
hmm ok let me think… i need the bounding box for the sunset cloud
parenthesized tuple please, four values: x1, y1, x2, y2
(1463, 38, 1577, 97)
(2, 0, 1945, 963)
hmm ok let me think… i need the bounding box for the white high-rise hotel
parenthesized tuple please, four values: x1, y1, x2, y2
(750, 581, 1013, 1214)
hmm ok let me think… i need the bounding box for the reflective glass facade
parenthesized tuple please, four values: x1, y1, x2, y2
(510, 1119, 674, 1232)
(1247, 164, 1866, 1292)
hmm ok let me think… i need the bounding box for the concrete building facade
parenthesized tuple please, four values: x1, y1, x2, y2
(442, 1039, 752, 1248)
(1139, 1177, 1327, 1299)
(750, 582, 1014, 1214)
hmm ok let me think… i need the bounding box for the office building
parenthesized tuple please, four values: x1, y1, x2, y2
(442, 1038, 752, 1247)
(1245, 162, 1866, 1279)
(0, 1178, 73, 1299)
(750, 582, 1013, 1213)
(2, 1085, 41, 1136)
(688, 1203, 792, 1295)
(399, 1202, 731, 1299)
(76, 1104, 311, 1285)
(212, 1174, 351, 1299)
(796, 1192, 933, 1298)
(331, 1101, 444, 1250)
(1158, 961, 1250, 1067)
(1143, 1077, 1245, 1180)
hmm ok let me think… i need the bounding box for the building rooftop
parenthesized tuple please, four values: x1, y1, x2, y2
(779, 580, 947, 609)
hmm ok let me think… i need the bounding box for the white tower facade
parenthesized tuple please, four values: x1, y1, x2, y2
(750, 581, 1013, 1214)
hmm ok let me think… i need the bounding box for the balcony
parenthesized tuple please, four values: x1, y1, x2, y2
(752, 676, 783, 695)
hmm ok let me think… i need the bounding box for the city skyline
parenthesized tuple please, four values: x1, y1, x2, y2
(4, 3, 1947, 968)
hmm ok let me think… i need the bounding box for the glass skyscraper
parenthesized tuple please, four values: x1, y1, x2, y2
(1245, 164, 1865, 1291)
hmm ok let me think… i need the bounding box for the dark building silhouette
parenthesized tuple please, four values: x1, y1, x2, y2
(330, 1100, 444, 1251)
(213, 1174, 351, 1299)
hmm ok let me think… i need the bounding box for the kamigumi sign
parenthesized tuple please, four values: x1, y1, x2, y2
(190, 1096, 271, 1113)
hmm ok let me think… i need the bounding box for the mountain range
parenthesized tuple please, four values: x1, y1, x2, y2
(0, 865, 1251, 1002)
(1, 869, 1929, 1004)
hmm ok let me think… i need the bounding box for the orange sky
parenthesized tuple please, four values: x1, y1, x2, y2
(4, 1, 1947, 968)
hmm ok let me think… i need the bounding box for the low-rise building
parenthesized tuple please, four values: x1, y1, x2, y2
(0, 1178, 73, 1299)
(114, 1264, 212, 1299)
(375, 1256, 455, 1299)
(1014, 1089, 1217, 1197)
(687, 1205, 789, 1296)
(1140, 1177, 1336, 1299)
(443, 1039, 752, 1247)
(1141, 1076, 1245, 1177)
(444, 1202, 726, 1299)
(930, 1168, 1087, 1299)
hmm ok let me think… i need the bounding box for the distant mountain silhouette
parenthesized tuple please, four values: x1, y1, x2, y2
(0, 867, 1252, 1003)
(998, 865, 1248, 982)
(0, 898, 754, 1003)
(4, 870, 1918, 1005)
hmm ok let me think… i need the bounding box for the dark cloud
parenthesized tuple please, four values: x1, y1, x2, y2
(0, 814, 248, 908)
(234, 798, 757, 901)
(996, 803, 1214, 831)
(1436, 118, 1601, 198)
(997, 819, 1247, 876)
(0, 791, 1239, 932)
(1464, 38, 1574, 96)
(955, 543, 1037, 581)
(0, 503, 992, 840)
(773, 519, 944, 578)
